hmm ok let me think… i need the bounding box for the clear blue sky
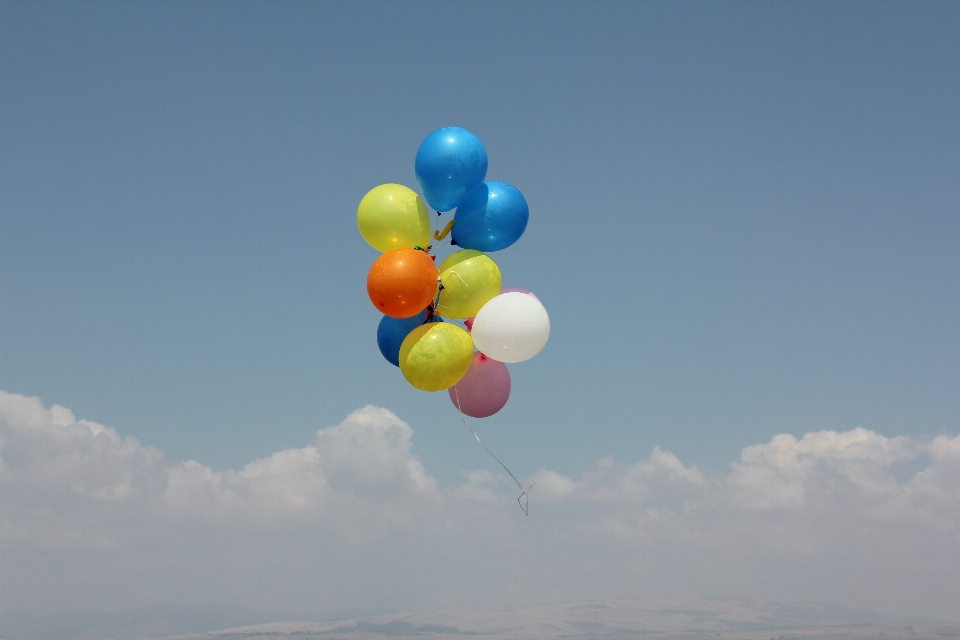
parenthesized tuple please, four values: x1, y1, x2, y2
(2, 0, 958, 485)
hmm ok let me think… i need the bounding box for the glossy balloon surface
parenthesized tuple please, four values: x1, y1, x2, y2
(436, 249, 502, 319)
(471, 292, 550, 363)
(449, 352, 511, 418)
(366, 248, 438, 318)
(399, 322, 474, 391)
(377, 310, 428, 367)
(357, 184, 432, 252)
(415, 127, 487, 212)
(452, 181, 528, 252)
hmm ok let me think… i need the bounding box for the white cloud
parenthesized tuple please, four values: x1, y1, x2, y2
(1, 390, 958, 622)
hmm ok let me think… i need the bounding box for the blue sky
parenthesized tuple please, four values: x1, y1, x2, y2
(2, 1, 958, 492)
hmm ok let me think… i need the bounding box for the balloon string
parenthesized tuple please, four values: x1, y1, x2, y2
(453, 386, 535, 516)
(434, 220, 455, 241)
(431, 279, 445, 319)
(446, 270, 468, 288)
(432, 271, 467, 320)
(431, 209, 442, 245)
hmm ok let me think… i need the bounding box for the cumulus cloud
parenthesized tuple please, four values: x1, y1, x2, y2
(1, 390, 958, 621)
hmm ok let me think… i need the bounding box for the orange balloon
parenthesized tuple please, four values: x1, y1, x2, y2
(367, 248, 438, 318)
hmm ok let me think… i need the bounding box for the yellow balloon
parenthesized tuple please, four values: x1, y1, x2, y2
(399, 322, 474, 392)
(435, 250, 502, 319)
(357, 184, 431, 252)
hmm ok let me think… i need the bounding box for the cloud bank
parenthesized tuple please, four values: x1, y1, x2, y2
(1, 390, 958, 621)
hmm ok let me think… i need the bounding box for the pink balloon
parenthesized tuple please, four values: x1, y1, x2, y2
(500, 286, 539, 300)
(449, 352, 511, 418)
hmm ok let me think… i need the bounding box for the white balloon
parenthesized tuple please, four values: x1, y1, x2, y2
(471, 292, 550, 363)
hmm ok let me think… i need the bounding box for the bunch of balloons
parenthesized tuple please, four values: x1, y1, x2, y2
(358, 127, 550, 419)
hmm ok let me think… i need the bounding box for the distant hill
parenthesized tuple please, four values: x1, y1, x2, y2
(2, 596, 956, 640)
(0, 604, 317, 640)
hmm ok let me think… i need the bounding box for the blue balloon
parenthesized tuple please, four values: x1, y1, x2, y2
(377, 311, 428, 367)
(452, 181, 529, 252)
(415, 127, 487, 212)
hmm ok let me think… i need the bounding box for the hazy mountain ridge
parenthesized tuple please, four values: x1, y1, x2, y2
(0, 605, 319, 640)
(4, 597, 955, 640)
